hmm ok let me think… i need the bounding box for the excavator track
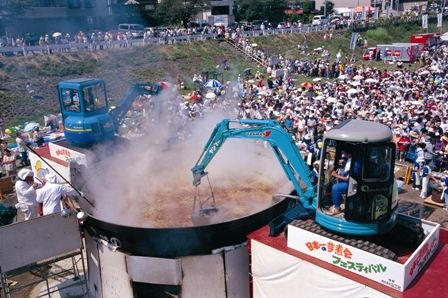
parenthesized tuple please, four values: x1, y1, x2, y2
(289, 219, 398, 261)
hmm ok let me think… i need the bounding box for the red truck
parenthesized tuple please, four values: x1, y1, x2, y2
(410, 33, 440, 49)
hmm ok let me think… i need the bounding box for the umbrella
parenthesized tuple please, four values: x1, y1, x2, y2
(251, 43, 258, 47)
(52, 32, 62, 38)
(326, 96, 337, 103)
(347, 88, 359, 95)
(24, 122, 39, 132)
(419, 70, 430, 76)
(338, 74, 348, 80)
(365, 78, 377, 83)
(393, 71, 403, 76)
(431, 65, 439, 71)
(353, 75, 364, 80)
(312, 78, 322, 82)
(205, 92, 216, 100)
(204, 79, 222, 88)
(411, 100, 423, 105)
(124, 0, 140, 4)
(391, 85, 403, 91)
(315, 95, 325, 100)
(441, 32, 448, 41)
(300, 82, 313, 88)
(160, 81, 169, 90)
(350, 81, 361, 86)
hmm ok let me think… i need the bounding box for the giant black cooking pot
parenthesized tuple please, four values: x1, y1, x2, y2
(83, 197, 291, 257)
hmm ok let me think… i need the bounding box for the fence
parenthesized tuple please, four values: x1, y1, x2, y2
(0, 24, 332, 56)
(2, 13, 446, 57)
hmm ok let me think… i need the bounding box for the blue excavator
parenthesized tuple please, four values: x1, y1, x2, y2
(57, 78, 161, 147)
(191, 119, 421, 252)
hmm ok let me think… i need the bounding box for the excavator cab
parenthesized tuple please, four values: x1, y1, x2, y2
(58, 79, 115, 147)
(315, 120, 398, 235)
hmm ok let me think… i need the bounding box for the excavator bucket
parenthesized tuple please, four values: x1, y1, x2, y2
(192, 189, 218, 215)
(191, 175, 218, 223)
(191, 192, 218, 226)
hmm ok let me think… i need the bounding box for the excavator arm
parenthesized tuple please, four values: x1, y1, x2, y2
(109, 82, 160, 131)
(191, 119, 316, 209)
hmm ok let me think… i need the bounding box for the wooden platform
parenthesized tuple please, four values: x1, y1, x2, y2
(424, 194, 445, 208)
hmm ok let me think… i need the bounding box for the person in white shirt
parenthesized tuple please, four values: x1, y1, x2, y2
(15, 169, 39, 220)
(16, 133, 29, 166)
(36, 173, 77, 216)
(2, 149, 16, 177)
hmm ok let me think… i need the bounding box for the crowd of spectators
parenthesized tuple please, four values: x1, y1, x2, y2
(156, 42, 448, 178)
(0, 19, 347, 56)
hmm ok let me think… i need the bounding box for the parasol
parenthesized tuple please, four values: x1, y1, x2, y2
(205, 92, 216, 100)
(347, 88, 359, 95)
(301, 82, 313, 88)
(326, 97, 337, 103)
(204, 79, 222, 88)
(24, 122, 39, 132)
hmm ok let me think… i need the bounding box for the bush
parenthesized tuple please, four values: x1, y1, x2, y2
(364, 27, 393, 44)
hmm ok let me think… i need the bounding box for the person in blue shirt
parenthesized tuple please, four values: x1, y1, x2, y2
(311, 161, 319, 186)
(326, 158, 349, 215)
(412, 160, 422, 190)
(419, 159, 431, 199)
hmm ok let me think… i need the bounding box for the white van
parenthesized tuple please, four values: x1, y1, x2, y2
(312, 15, 329, 26)
(118, 23, 145, 38)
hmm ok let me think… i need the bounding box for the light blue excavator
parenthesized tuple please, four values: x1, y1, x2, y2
(191, 118, 401, 238)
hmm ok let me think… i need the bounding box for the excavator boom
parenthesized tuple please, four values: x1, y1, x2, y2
(191, 119, 316, 210)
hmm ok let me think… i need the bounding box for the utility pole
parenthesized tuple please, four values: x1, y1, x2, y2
(324, 0, 327, 17)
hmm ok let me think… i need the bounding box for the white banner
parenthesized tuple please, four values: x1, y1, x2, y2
(287, 218, 440, 292)
(48, 141, 87, 165)
(422, 14, 428, 29)
(349, 32, 359, 50)
(437, 13, 443, 28)
(251, 240, 390, 298)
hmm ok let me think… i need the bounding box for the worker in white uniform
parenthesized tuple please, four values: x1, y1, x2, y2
(36, 173, 77, 215)
(15, 168, 40, 220)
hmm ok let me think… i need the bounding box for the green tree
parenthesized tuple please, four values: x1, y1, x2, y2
(155, 0, 208, 26)
(319, 1, 334, 16)
(290, 13, 301, 23)
(302, 1, 315, 14)
(235, 0, 287, 24)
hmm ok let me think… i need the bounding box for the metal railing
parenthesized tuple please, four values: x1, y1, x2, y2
(0, 24, 332, 56)
(1, 13, 446, 56)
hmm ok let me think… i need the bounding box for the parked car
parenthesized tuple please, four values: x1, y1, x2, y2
(312, 15, 329, 26)
(117, 23, 145, 38)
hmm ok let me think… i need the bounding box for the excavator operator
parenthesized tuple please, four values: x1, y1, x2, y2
(326, 158, 349, 215)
